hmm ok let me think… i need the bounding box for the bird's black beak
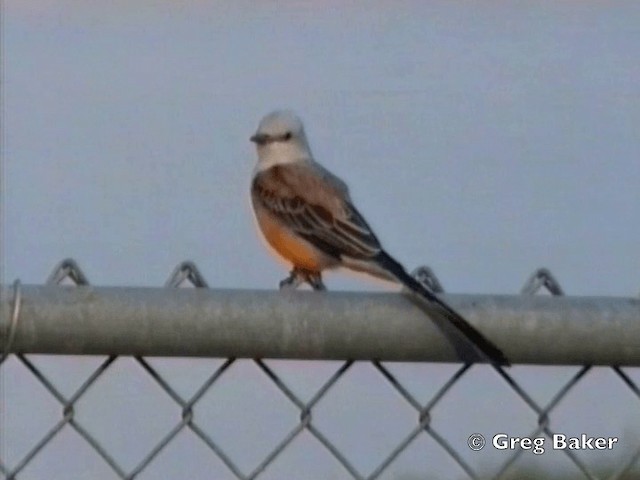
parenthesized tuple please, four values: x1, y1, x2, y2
(250, 133, 269, 145)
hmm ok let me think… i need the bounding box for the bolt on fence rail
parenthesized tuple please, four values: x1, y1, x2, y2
(1, 258, 639, 480)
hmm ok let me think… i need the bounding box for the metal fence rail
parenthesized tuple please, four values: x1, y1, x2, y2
(2, 283, 640, 365)
(1, 259, 639, 480)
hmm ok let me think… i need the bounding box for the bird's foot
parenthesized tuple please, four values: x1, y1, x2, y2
(279, 268, 327, 291)
(305, 271, 327, 291)
(279, 270, 305, 290)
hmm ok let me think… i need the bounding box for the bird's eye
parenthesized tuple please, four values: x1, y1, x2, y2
(283, 132, 292, 140)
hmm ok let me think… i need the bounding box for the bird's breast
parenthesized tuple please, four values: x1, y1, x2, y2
(253, 203, 327, 272)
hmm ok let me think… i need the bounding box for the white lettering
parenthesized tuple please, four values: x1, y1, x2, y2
(492, 434, 545, 454)
(532, 437, 545, 455)
(492, 434, 618, 453)
(553, 434, 619, 451)
(553, 434, 566, 449)
(492, 434, 509, 450)
(594, 438, 607, 449)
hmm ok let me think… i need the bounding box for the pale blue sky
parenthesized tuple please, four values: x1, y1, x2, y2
(2, 1, 640, 479)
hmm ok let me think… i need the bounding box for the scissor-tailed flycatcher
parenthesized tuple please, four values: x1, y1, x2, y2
(250, 110, 508, 365)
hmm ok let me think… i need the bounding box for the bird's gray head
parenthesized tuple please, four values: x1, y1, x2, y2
(251, 110, 313, 168)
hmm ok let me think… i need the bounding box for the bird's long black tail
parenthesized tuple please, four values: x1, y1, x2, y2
(375, 251, 509, 366)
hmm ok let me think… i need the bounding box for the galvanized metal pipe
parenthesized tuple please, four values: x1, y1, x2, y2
(1, 285, 639, 365)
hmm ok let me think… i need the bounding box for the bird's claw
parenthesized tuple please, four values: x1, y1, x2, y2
(279, 271, 303, 290)
(279, 268, 327, 291)
(306, 272, 327, 291)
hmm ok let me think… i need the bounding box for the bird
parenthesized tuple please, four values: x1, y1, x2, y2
(249, 110, 508, 365)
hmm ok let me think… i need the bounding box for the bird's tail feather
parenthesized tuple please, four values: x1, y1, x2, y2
(375, 251, 509, 366)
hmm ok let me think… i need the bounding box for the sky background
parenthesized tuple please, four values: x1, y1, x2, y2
(2, 1, 640, 479)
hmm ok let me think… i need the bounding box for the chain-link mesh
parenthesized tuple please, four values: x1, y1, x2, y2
(1, 259, 639, 479)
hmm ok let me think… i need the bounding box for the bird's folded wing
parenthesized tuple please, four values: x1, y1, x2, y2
(252, 164, 382, 260)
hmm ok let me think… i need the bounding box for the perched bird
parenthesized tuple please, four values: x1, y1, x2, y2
(250, 110, 508, 365)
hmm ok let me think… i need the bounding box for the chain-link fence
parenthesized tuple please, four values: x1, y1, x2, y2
(1, 259, 639, 480)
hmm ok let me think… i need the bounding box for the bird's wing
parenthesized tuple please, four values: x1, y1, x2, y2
(252, 163, 382, 260)
(252, 163, 508, 364)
